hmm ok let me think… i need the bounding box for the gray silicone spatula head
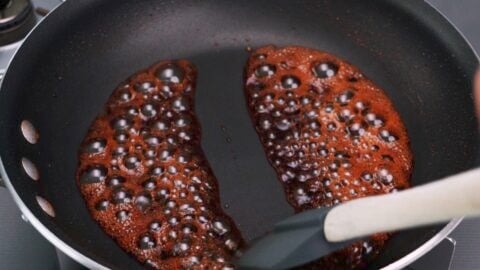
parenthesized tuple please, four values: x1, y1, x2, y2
(236, 206, 355, 270)
(236, 168, 480, 270)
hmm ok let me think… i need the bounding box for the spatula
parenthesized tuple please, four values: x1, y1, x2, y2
(236, 168, 480, 270)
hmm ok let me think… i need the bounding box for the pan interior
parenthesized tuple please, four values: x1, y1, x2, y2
(0, 0, 478, 269)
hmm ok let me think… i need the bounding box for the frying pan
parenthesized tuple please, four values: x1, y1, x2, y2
(0, 0, 478, 269)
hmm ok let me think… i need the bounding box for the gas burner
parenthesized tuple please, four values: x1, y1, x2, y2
(0, 0, 35, 46)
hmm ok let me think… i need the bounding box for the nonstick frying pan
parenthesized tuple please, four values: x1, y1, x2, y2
(0, 0, 478, 269)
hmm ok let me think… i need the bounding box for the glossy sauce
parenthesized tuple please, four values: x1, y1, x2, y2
(76, 60, 243, 269)
(244, 46, 413, 269)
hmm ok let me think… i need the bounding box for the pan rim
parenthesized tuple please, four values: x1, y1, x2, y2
(0, 157, 110, 270)
(0, 0, 477, 269)
(378, 0, 479, 268)
(0, 2, 111, 269)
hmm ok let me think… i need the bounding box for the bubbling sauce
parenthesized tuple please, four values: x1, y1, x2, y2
(77, 47, 413, 269)
(76, 60, 244, 269)
(244, 46, 413, 269)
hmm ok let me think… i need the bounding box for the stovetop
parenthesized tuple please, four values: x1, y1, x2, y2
(0, 0, 479, 269)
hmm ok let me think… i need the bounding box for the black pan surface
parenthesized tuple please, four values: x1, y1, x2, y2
(0, 0, 478, 269)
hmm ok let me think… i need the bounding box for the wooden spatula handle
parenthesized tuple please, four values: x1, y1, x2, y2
(324, 168, 480, 242)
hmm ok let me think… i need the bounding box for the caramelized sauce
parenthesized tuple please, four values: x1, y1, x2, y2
(244, 46, 413, 269)
(77, 60, 243, 269)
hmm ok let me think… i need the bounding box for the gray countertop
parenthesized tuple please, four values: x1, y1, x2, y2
(1, 0, 479, 269)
